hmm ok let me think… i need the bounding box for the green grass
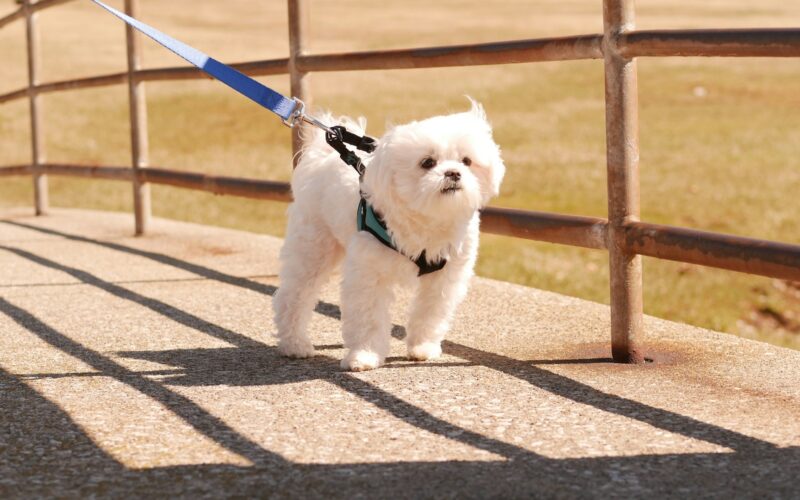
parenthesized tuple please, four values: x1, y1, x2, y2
(1, 0, 799, 349)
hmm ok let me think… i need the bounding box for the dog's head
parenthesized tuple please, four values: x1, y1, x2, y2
(363, 99, 505, 221)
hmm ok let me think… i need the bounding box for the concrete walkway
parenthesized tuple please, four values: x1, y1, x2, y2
(1, 208, 798, 498)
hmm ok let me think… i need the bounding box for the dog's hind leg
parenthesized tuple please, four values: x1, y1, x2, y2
(273, 212, 343, 358)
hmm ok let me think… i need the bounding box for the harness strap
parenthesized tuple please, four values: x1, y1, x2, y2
(338, 127, 377, 153)
(357, 198, 447, 277)
(325, 126, 376, 177)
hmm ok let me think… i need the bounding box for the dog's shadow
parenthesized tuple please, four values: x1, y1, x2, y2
(119, 323, 475, 388)
(119, 346, 342, 387)
(119, 342, 474, 387)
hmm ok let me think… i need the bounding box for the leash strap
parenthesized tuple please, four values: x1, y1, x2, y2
(92, 0, 297, 121)
(92, 0, 378, 163)
(335, 127, 377, 154)
(92, 1, 442, 274)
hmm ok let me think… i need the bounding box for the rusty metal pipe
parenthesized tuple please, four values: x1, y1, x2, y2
(0, 7, 23, 30)
(0, 59, 291, 105)
(481, 207, 608, 249)
(620, 28, 800, 58)
(24, 0, 48, 216)
(624, 222, 800, 282)
(125, 0, 151, 236)
(36, 72, 128, 94)
(298, 34, 603, 72)
(0, 88, 28, 105)
(1, 26, 798, 105)
(15, 164, 292, 202)
(3, 28, 797, 105)
(0, 165, 32, 176)
(288, 0, 310, 167)
(603, 0, 645, 364)
(30, 0, 76, 14)
(134, 58, 290, 82)
(138, 168, 293, 202)
(8, 162, 800, 282)
(0, 76, 128, 105)
(0, 0, 75, 30)
(39, 164, 134, 180)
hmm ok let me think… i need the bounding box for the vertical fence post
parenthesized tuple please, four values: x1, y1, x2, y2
(287, 0, 309, 167)
(125, 0, 151, 235)
(23, 0, 48, 215)
(602, 0, 645, 363)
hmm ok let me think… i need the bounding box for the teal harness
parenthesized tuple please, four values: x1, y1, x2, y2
(323, 127, 447, 276)
(357, 198, 447, 276)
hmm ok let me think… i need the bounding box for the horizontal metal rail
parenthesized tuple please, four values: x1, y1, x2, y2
(135, 58, 289, 82)
(5, 164, 800, 283)
(0, 165, 32, 176)
(481, 206, 607, 250)
(0, 7, 23, 30)
(0, 59, 291, 104)
(0, 89, 28, 106)
(1, 163, 134, 180)
(0, 164, 608, 245)
(0, 164, 604, 248)
(3, 28, 800, 105)
(624, 221, 800, 282)
(0, 0, 76, 30)
(32, 0, 75, 13)
(620, 28, 800, 58)
(1, 33, 604, 104)
(33, 72, 127, 96)
(0, 164, 292, 202)
(43, 163, 135, 181)
(138, 168, 292, 201)
(297, 34, 604, 72)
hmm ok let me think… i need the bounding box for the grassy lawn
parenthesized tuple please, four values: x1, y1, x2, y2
(1, 0, 799, 348)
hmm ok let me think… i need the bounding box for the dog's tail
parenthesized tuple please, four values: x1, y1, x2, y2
(295, 112, 369, 167)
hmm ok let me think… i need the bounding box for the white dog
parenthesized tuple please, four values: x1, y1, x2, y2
(272, 99, 505, 371)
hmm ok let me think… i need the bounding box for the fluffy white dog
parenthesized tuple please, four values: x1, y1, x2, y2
(272, 100, 505, 371)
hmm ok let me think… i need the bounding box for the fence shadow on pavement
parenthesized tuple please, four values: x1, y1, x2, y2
(1, 218, 797, 497)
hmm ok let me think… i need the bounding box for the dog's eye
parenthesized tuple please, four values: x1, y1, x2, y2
(420, 157, 437, 169)
(462, 157, 472, 166)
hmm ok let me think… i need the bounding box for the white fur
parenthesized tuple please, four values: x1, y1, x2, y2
(272, 100, 505, 371)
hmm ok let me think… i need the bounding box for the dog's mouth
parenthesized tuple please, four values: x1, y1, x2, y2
(441, 185, 462, 194)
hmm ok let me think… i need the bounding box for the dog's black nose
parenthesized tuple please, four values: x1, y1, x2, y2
(444, 170, 461, 181)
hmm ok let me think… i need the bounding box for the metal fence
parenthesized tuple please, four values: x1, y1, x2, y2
(2, 0, 800, 362)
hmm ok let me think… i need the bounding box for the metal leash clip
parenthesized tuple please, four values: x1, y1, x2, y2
(282, 98, 333, 133)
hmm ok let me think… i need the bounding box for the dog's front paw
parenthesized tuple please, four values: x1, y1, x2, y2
(407, 341, 442, 361)
(277, 338, 316, 359)
(341, 349, 383, 371)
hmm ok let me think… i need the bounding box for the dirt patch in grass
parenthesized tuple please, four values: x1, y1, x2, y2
(739, 281, 800, 349)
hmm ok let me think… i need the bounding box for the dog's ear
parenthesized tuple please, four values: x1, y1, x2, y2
(488, 150, 506, 198)
(361, 131, 394, 202)
(466, 96, 487, 122)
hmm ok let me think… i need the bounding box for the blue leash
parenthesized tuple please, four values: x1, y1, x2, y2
(92, 0, 376, 167)
(91, 1, 444, 274)
(91, 0, 329, 131)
